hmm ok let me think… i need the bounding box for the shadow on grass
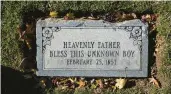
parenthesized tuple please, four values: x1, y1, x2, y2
(148, 30, 157, 76)
(1, 65, 42, 94)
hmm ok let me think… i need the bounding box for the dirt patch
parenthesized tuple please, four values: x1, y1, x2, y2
(155, 35, 166, 70)
(155, 35, 170, 88)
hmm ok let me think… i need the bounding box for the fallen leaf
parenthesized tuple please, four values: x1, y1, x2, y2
(41, 79, 45, 83)
(39, 79, 46, 88)
(131, 13, 137, 18)
(151, 24, 156, 31)
(49, 11, 58, 18)
(90, 79, 95, 84)
(115, 11, 123, 20)
(64, 16, 69, 20)
(149, 76, 160, 88)
(62, 86, 68, 89)
(146, 14, 151, 22)
(151, 14, 157, 21)
(80, 77, 85, 80)
(68, 78, 74, 83)
(155, 48, 159, 52)
(112, 85, 117, 89)
(122, 13, 136, 20)
(91, 84, 97, 89)
(52, 78, 57, 86)
(78, 80, 86, 88)
(88, 16, 96, 20)
(115, 78, 127, 89)
(96, 79, 103, 88)
(65, 12, 75, 20)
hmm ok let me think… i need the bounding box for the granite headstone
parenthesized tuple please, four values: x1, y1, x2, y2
(36, 18, 148, 77)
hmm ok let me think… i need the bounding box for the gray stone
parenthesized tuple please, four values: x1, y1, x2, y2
(36, 18, 148, 77)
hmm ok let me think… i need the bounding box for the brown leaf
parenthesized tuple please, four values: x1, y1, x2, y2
(122, 13, 136, 20)
(78, 80, 86, 88)
(149, 76, 160, 88)
(96, 79, 103, 88)
(151, 14, 158, 21)
(131, 13, 137, 18)
(68, 78, 74, 83)
(65, 12, 75, 20)
(146, 14, 151, 22)
(64, 16, 69, 20)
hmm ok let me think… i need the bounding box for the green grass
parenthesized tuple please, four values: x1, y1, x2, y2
(0, 1, 157, 70)
(1, 1, 171, 94)
(2, 1, 21, 69)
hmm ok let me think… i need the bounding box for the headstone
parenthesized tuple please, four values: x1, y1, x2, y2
(36, 18, 148, 77)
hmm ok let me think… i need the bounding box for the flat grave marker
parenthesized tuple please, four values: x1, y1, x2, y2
(36, 19, 148, 77)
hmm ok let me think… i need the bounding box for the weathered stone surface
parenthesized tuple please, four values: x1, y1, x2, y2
(36, 18, 148, 77)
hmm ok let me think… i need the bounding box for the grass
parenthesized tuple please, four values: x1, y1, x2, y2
(1, 1, 171, 94)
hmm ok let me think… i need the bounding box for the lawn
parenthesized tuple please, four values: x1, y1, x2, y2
(1, 1, 171, 94)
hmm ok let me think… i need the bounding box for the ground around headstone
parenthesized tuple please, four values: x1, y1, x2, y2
(2, 1, 171, 94)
